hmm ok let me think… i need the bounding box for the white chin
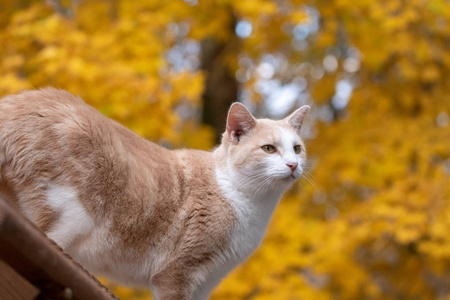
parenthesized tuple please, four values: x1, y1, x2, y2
(281, 174, 297, 182)
(290, 172, 302, 180)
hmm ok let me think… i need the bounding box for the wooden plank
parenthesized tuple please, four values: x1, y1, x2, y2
(0, 197, 118, 300)
(0, 259, 39, 300)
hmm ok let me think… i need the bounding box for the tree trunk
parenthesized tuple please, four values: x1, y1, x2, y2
(200, 33, 239, 144)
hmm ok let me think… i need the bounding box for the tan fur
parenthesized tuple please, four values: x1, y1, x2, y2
(0, 88, 309, 300)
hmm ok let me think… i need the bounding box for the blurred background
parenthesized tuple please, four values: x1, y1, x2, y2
(1, 0, 450, 299)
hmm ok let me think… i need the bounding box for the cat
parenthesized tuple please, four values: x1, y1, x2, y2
(0, 88, 309, 300)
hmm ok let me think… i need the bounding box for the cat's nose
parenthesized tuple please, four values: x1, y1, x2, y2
(286, 162, 298, 171)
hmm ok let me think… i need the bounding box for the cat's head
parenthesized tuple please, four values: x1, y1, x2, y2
(216, 102, 310, 195)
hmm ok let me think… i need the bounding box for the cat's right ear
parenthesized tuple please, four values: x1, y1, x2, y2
(285, 105, 310, 133)
(226, 103, 256, 143)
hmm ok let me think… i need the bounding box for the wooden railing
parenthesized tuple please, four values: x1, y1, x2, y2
(0, 196, 118, 300)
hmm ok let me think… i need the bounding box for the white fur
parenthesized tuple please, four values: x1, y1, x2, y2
(201, 155, 288, 297)
(44, 185, 179, 289)
(196, 166, 282, 299)
(45, 185, 156, 286)
(277, 127, 304, 179)
(46, 185, 95, 249)
(197, 127, 305, 297)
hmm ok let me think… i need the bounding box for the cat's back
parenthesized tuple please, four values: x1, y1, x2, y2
(1, 87, 108, 133)
(0, 88, 86, 125)
(0, 88, 155, 151)
(0, 88, 145, 205)
(1, 88, 102, 169)
(0, 87, 83, 108)
(0, 88, 99, 148)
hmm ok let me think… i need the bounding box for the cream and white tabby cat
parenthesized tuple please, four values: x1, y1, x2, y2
(0, 88, 309, 300)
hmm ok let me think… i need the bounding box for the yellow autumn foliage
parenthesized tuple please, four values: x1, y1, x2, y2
(2, 0, 450, 299)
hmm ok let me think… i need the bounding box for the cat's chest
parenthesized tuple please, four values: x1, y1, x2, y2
(227, 195, 278, 260)
(199, 195, 279, 296)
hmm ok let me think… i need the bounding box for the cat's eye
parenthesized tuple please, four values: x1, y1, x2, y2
(261, 145, 276, 154)
(294, 145, 302, 154)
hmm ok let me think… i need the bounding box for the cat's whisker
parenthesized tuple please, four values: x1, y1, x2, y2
(234, 172, 270, 192)
(254, 176, 282, 198)
(300, 176, 315, 190)
(255, 177, 274, 197)
(305, 172, 317, 183)
(300, 172, 319, 190)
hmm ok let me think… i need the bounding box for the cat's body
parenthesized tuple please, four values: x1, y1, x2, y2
(0, 88, 309, 300)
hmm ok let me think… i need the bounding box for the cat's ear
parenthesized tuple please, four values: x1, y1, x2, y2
(285, 105, 310, 132)
(226, 103, 256, 143)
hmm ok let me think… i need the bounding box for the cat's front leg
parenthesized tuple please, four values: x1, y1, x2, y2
(150, 255, 219, 300)
(150, 263, 196, 300)
(151, 268, 218, 300)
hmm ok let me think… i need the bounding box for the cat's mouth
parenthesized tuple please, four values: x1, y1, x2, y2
(288, 171, 302, 181)
(282, 173, 298, 181)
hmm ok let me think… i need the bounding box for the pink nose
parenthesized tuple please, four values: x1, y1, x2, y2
(286, 162, 298, 171)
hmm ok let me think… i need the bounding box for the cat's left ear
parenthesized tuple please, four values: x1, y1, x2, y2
(226, 102, 256, 143)
(285, 105, 310, 132)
